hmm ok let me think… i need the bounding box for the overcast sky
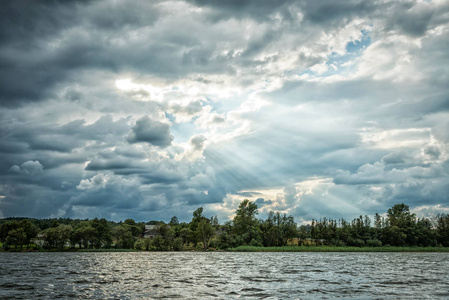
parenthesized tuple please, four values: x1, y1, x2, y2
(1, 0, 449, 223)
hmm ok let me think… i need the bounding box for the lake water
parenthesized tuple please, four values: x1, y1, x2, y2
(1, 252, 448, 299)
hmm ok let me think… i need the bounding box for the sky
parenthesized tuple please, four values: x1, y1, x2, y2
(1, 0, 449, 223)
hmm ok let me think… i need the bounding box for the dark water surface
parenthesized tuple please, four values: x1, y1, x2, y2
(1, 252, 448, 299)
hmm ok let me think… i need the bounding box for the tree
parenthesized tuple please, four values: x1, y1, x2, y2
(73, 225, 96, 249)
(169, 216, 179, 226)
(180, 228, 192, 247)
(190, 207, 209, 246)
(43, 224, 73, 250)
(435, 213, 449, 246)
(233, 199, 260, 245)
(197, 219, 214, 251)
(6, 228, 27, 249)
(173, 237, 184, 251)
(386, 203, 417, 246)
(19, 220, 39, 248)
(387, 203, 416, 228)
(158, 224, 175, 250)
(0, 221, 19, 246)
(124, 219, 142, 237)
(114, 225, 135, 249)
(211, 216, 219, 228)
(91, 218, 112, 248)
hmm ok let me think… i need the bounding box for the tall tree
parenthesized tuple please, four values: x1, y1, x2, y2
(197, 219, 214, 251)
(233, 199, 261, 245)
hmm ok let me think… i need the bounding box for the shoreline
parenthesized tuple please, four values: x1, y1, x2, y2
(2, 246, 449, 253)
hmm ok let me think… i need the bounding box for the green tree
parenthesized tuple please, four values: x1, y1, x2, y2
(190, 207, 209, 246)
(73, 225, 96, 249)
(114, 225, 135, 249)
(6, 228, 27, 249)
(197, 219, 214, 250)
(435, 213, 449, 246)
(386, 203, 417, 246)
(173, 237, 184, 251)
(180, 228, 192, 247)
(44, 224, 73, 250)
(91, 218, 112, 248)
(124, 219, 142, 237)
(169, 216, 179, 226)
(158, 224, 175, 250)
(387, 203, 416, 228)
(0, 221, 19, 247)
(19, 220, 39, 248)
(233, 199, 260, 245)
(261, 212, 296, 246)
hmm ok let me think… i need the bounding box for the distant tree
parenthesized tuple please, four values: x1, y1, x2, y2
(43, 224, 73, 250)
(180, 228, 192, 247)
(218, 231, 235, 249)
(124, 219, 142, 237)
(435, 213, 449, 246)
(211, 216, 219, 228)
(169, 216, 179, 226)
(190, 207, 208, 246)
(197, 219, 214, 250)
(415, 218, 436, 247)
(0, 221, 19, 246)
(261, 212, 296, 246)
(152, 236, 165, 251)
(173, 237, 184, 251)
(297, 225, 310, 245)
(387, 203, 416, 228)
(91, 218, 112, 248)
(386, 203, 417, 246)
(6, 228, 27, 249)
(233, 199, 260, 245)
(158, 224, 175, 250)
(134, 238, 154, 251)
(73, 225, 96, 249)
(19, 220, 39, 248)
(114, 225, 134, 249)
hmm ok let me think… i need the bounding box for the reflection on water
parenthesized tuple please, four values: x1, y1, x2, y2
(1, 252, 448, 299)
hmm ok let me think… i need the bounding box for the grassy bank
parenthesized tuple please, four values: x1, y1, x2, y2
(77, 248, 140, 252)
(228, 246, 449, 252)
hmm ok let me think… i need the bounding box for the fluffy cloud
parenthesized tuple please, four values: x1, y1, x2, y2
(127, 116, 173, 148)
(10, 161, 44, 175)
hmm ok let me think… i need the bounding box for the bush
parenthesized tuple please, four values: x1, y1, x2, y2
(173, 237, 183, 251)
(208, 239, 218, 249)
(366, 239, 382, 247)
(347, 238, 365, 247)
(249, 238, 263, 247)
(333, 240, 346, 247)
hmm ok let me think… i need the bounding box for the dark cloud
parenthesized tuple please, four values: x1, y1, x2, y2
(0, 0, 161, 106)
(127, 116, 173, 147)
(188, 0, 295, 22)
(299, 0, 376, 26)
(255, 198, 273, 207)
(10, 160, 44, 175)
(383, 1, 435, 37)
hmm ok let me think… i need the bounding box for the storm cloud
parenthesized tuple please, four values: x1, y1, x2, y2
(1, 0, 449, 222)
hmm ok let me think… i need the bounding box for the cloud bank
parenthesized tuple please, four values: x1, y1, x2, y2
(1, 0, 449, 222)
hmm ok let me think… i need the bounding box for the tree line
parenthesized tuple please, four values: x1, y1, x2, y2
(1, 201, 449, 251)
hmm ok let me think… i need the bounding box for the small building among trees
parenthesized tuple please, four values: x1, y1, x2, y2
(143, 225, 159, 239)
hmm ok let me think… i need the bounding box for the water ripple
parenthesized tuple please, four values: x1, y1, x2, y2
(0, 252, 448, 299)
